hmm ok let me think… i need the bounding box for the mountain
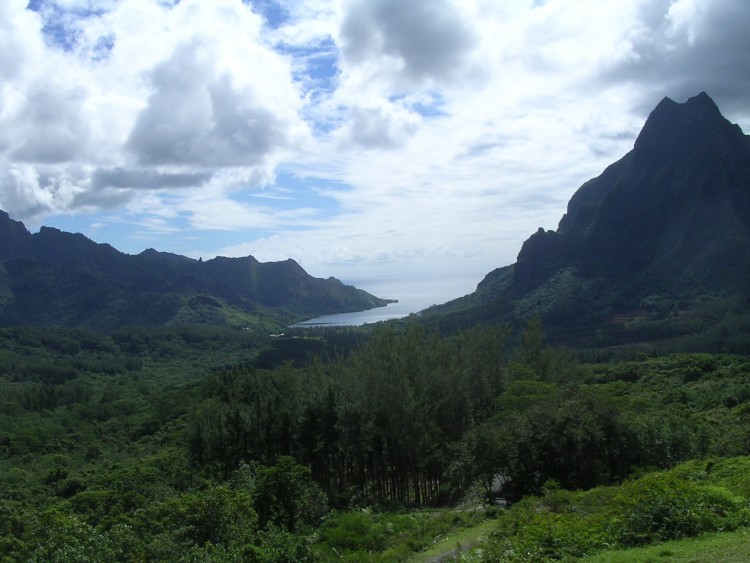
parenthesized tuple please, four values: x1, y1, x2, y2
(0, 212, 385, 331)
(424, 93, 750, 349)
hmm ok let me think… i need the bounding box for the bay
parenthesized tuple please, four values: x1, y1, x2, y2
(293, 276, 478, 328)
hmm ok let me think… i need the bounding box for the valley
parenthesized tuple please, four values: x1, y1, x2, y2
(2, 92, 750, 561)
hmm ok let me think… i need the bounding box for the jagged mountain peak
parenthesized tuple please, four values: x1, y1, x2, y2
(553, 92, 750, 283)
(641, 91, 724, 131)
(633, 91, 745, 164)
(425, 93, 750, 347)
(0, 211, 32, 260)
(559, 92, 749, 235)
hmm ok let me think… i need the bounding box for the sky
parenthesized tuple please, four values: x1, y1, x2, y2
(1, 0, 750, 304)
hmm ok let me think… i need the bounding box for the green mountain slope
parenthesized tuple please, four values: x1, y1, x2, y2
(424, 93, 750, 348)
(0, 212, 384, 331)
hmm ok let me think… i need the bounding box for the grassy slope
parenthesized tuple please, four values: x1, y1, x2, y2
(410, 519, 498, 562)
(457, 456, 750, 562)
(582, 528, 750, 562)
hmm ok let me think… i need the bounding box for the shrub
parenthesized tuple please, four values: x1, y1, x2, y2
(318, 511, 386, 552)
(608, 473, 747, 545)
(480, 501, 611, 561)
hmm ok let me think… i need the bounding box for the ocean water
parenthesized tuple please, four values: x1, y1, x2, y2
(293, 276, 478, 328)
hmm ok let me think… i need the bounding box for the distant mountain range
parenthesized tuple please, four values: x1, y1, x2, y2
(424, 92, 750, 349)
(0, 213, 385, 331)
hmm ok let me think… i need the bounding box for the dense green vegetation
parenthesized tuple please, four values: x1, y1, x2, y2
(464, 456, 750, 561)
(1, 321, 750, 561)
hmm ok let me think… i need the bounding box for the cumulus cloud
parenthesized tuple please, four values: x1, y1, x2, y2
(604, 0, 750, 120)
(339, 0, 477, 89)
(0, 0, 309, 221)
(0, 164, 86, 222)
(10, 84, 91, 163)
(0, 1, 43, 82)
(336, 102, 421, 149)
(127, 41, 298, 167)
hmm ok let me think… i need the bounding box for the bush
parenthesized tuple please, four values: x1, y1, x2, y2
(474, 459, 750, 561)
(609, 473, 747, 545)
(480, 494, 611, 562)
(318, 511, 386, 552)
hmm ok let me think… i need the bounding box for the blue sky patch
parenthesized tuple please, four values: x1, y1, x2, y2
(244, 170, 343, 219)
(247, 0, 288, 29)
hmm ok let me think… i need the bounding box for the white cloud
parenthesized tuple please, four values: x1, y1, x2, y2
(0, 0, 309, 218)
(0, 1, 44, 82)
(10, 83, 91, 163)
(335, 101, 421, 149)
(339, 0, 477, 90)
(603, 0, 750, 122)
(0, 164, 86, 221)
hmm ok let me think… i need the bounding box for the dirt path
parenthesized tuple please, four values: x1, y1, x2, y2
(410, 519, 497, 562)
(420, 541, 477, 562)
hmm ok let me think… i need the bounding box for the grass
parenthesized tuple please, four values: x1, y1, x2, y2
(581, 527, 750, 562)
(409, 519, 498, 562)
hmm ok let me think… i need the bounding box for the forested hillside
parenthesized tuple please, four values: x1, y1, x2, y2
(0, 210, 385, 331)
(2, 321, 750, 561)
